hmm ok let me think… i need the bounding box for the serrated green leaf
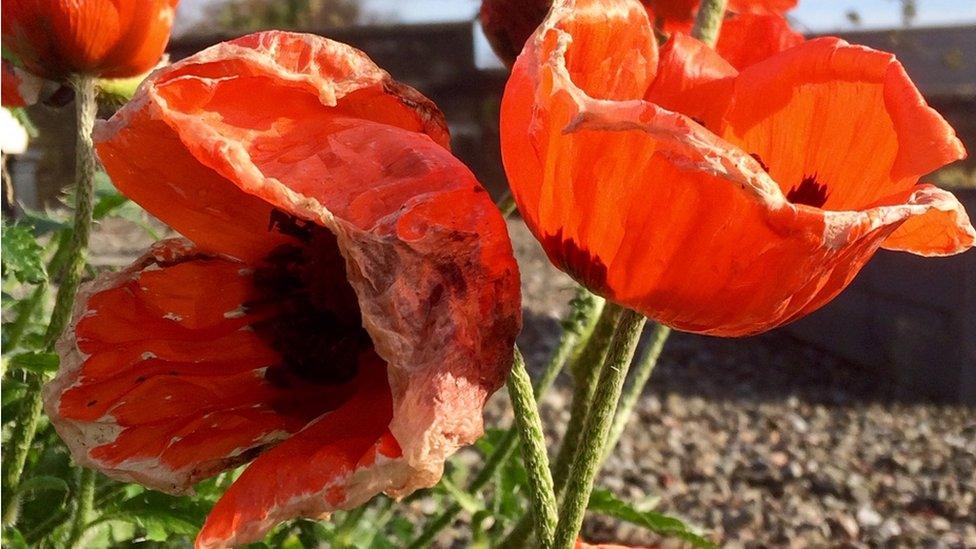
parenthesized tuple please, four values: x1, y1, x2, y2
(587, 489, 716, 549)
(8, 351, 59, 374)
(98, 490, 209, 542)
(1, 223, 46, 284)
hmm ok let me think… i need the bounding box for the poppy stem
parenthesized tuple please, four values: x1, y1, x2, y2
(552, 306, 646, 549)
(604, 323, 671, 459)
(3, 282, 47, 352)
(500, 303, 623, 548)
(507, 347, 559, 548)
(552, 305, 624, 490)
(45, 74, 98, 348)
(66, 468, 96, 547)
(24, 483, 127, 544)
(407, 289, 603, 548)
(0, 74, 99, 524)
(692, 0, 729, 47)
(496, 192, 518, 217)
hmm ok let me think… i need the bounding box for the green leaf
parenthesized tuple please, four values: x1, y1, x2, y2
(94, 490, 209, 542)
(1, 223, 46, 284)
(8, 352, 59, 374)
(1, 527, 29, 549)
(387, 516, 414, 542)
(439, 476, 483, 515)
(92, 192, 129, 220)
(16, 475, 70, 498)
(18, 206, 69, 236)
(587, 489, 716, 549)
(470, 509, 494, 549)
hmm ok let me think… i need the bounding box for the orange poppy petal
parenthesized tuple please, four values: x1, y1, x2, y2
(0, 0, 177, 80)
(501, 0, 974, 336)
(727, 0, 796, 14)
(648, 0, 795, 34)
(715, 12, 804, 70)
(196, 359, 400, 548)
(644, 33, 736, 124)
(877, 184, 976, 256)
(718, 37, 967, 211)
(89, 31, 522, 534)
(93, 32, 449, 264)
(45, 239, 374, 492)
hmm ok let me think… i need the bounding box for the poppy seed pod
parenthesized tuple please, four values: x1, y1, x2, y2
(1, 0, 179, 80)
(500, 0, 973, 337)
(44, 31, 521, 548)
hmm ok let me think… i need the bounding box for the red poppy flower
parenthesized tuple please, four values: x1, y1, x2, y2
(481, 0, 799, 70)
(44, 31, 521, 547)
(1, 59, 41, 107)
(644, 0, 802, 69)
(500, 0, 974, 337)
(646, 0, 795, 32)
(1, 0, 179, 80)
(714, 11, 803, 70)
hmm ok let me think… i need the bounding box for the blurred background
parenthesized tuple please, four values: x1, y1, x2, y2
(3, 1, 975, 546)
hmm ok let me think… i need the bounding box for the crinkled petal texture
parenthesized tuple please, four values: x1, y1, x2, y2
(501, 0, 973, 337)
(45, 31, 520, 548)
(1, 0, 178, 80)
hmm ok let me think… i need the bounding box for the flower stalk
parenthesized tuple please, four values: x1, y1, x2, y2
(1, 74, 99, 525)
(66, 469, 96, 547)
(501, 303, 623, 547)
(408, 289, 603, 548)
(506, 347, 558, 548)
(605, 324, 671, 458)
(552, 306, 646, 549)
(692, 0, 729, 46)
(44, 74, 98, 348)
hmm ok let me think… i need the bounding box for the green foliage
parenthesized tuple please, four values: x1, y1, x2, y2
(6, 352, 59, 375)
(1, 223, 46, 284)
(587, 489, 716, 548)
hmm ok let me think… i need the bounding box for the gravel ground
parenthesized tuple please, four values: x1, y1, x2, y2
(507, 221, 976, 549)
(88, 217, 976, 548)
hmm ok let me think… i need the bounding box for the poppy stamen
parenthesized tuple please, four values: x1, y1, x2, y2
(250, 213, 371, 391)
(786, 175, 829, 208)
(749, 152, 770, 172)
